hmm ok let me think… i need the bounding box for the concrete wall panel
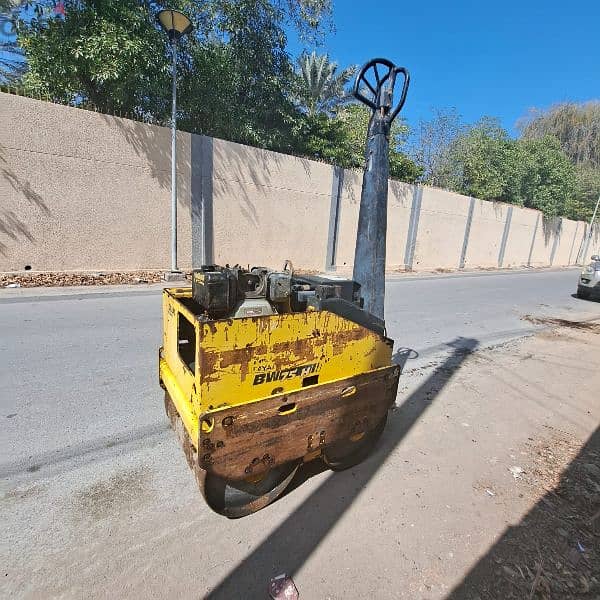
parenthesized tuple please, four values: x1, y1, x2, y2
(0, 93, 590, 274)
(502, 206, 539, 267)
(2, 148, 191, 271)
(210, 176, 331, 271)
(208, 138, 332, 270)
(528, 217, 560, 266)
(334, 170, 362, 270)
(386, 180, 413, 269)
(553, 219, 578, 266)
(334, 173, 413, 272)
(211, 138, 332, 196)
(464, 200, 509, 268)
(1, 94, 191, 271)
(414, 187, 471, 270)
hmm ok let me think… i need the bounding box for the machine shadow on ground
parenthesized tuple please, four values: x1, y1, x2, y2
(448, 425, 600, 599)
(206, 337, 479, 599)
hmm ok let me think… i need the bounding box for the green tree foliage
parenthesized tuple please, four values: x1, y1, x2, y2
(14, 1, 424, 177)
(437, 118, 577, 216)
(515, 136, 576, 216)
(17, 1, 170, 115)
(519, 102, 600, 220)
(14, 1, 418, 179)
(410, 108, 463, 187)
(177, 0, 302, 151)
(19, 0, 595, 207)
(299, 104, 421, 182)
(412, 108, 596, 220)
(443, 117, 515, 201)
(16, 0, 330, 145)
(565, 163, 600, 221)
(518, 101, 600, 167)
(293, 51, 356, 117)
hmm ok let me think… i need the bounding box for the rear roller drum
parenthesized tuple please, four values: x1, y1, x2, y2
(323, 414, 387, 471)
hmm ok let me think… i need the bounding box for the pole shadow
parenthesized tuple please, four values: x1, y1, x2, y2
(207, 337, 479, 599)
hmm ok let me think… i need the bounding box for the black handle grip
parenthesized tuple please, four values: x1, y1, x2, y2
(352, 58, 410, 123)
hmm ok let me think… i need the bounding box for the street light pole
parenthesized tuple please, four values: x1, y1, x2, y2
(170, 35, 178, 272)
(156, 9, 193, 278)
(581, 195, 600, 263)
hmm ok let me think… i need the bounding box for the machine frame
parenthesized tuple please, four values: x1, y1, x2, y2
(159, 287, 400, 486)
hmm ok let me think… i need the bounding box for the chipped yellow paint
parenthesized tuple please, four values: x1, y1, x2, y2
(159, 287, 393, 450)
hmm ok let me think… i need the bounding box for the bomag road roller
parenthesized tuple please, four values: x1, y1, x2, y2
(159, 58, 410, 517)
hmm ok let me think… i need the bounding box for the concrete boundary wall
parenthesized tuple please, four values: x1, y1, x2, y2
(1, 93, 598, 274)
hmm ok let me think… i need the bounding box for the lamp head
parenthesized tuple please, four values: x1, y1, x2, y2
(157, 9, 193, 40)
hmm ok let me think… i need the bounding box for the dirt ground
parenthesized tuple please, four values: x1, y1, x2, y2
(443, 324, 600, 599)
(2, 319, 599, 599)
(387, 321, 600, 599)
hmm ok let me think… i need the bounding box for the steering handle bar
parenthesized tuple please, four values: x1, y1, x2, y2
(352, 58, 410, 123)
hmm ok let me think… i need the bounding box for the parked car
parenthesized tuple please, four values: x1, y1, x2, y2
(577, 255, 600, 300)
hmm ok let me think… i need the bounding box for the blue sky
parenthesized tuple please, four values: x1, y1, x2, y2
(288, 0, 599, 136)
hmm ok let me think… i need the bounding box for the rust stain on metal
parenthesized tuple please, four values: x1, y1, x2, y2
(199, 345, 265, 383)
(271, 337, 321, 359)
(198, 366, 399, 481)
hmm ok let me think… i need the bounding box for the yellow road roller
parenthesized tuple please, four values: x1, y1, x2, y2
(159, 58, 410, 516)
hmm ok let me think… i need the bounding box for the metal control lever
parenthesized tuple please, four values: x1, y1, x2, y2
(351, 58, 410, 320)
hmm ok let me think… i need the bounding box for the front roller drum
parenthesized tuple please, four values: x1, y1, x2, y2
(166, 365, 400, 517)
(164, 392, 298, 518)
(203, 461, 300, 518)
(201, 365, 399, 512)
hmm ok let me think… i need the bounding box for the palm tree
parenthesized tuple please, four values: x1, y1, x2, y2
(294, 51, 356, 117)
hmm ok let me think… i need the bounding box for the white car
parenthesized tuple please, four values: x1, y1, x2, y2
(577, 255, 600, 300)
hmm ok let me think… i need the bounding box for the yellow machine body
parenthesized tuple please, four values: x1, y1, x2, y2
(159, 287, 399, 484)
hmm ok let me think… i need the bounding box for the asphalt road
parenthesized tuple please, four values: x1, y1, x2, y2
(1, 267, 599, 598)
(1, 268, 596, 471)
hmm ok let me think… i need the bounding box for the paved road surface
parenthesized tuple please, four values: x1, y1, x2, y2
(1, 268, 596, 469)
(1, 268, 599, 598)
